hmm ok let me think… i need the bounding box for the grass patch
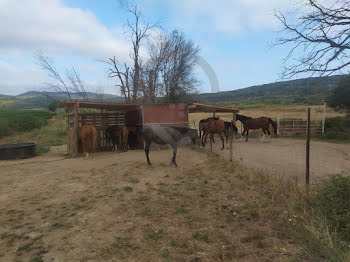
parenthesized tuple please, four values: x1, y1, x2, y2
(123, 186, 133, 192)
(192, 230, 210, 243)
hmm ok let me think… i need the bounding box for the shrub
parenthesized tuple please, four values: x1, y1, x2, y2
(324, 116, 350, 139)
(311, 174, 350, 243)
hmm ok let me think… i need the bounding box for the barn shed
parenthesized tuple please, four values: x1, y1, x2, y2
(60, 101, 190, 156)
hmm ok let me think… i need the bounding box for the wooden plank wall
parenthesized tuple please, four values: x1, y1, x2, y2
(79, 113, 126, 151)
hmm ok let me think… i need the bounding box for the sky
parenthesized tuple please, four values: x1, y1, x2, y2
(0, 0, 297, 96)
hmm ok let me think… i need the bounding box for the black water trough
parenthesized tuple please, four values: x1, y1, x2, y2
(0, 143, 36, 160)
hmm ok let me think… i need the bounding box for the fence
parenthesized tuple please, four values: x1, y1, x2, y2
(277, 118, 323, 136)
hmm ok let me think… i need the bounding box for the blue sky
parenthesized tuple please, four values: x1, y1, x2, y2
(0, 0, 295, 96)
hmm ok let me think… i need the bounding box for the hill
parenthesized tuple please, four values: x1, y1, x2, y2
(196, 75, 342, 106)
(0, 75, 344, 108)
(0, 91, 124, 109)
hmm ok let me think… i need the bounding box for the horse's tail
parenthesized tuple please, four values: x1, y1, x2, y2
(268, 118, 278, 135)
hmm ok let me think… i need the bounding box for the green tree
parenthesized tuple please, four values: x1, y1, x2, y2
(48, 101, 59, 112)
(327, 75, 350, 111)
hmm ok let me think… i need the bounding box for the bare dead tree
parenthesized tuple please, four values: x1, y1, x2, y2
(106, 56, 132, 102)
(274, 0, 350, 79)
(35, 52, 88, 101)
(65, 67, 88, 101)
(110, 1, 158, 103)
(35, 52, 72, 101)
(95, 84, 105, 102)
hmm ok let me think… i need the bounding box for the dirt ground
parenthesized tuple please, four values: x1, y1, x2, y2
(0, 146, 307, 262)
(207, 137, 350, 182)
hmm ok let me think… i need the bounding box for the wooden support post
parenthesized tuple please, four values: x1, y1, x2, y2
(230, 112, 236, 162)
(277, 117, 280, 135)
(306, 107, 311, 190)
(73, 102, 79, 157)
(322, 102, 326, 134)
(213, 111, 216, 118)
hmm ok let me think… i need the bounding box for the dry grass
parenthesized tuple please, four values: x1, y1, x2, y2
(0, 147, 311, 261)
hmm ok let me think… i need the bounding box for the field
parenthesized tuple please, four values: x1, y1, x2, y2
(0, 108, 349, 261)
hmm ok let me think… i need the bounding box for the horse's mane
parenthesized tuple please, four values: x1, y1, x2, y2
(236, 114, 252, 121)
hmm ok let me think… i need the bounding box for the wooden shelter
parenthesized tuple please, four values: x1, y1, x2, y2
(60, 101, 190, 156)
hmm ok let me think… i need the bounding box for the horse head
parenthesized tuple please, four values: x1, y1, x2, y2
(187, 129, 199, 145)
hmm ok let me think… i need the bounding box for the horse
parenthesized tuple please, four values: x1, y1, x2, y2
(79, 125, 97, 160)
(141, 125, 198, 167)
(202, 119, 226, 151)
(105, 125, 122, 151)
(224, 121, 238, 147)
(127, 126, 138, 149)
(236, 114, 277, 142)
(119, 125, 129, 152)
(198, 117, 219, 140)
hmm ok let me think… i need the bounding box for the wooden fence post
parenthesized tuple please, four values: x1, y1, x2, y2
(277, 117, 280, 135)
(230, 112, 236, 162)
(306, 107, 311, 190)
(73, 102, 79, 157)
(322, 102, 326, 134)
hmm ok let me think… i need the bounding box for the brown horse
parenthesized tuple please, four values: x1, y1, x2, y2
(236, 114, 277, 142)
(79, 125, 97, 160)
(119, 125, 129, 152)
(202, 119, 226, 151)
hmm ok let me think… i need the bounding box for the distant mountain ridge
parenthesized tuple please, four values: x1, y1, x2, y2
(0, 91, 124, 108)
(0, 75, 344, 108)
(196, 75, 343, 105)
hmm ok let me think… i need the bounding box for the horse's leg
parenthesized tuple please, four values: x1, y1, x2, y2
(261, 129, 266, 143)
(220, 133, 225, 150)
(92, 133, 97, 160)
(240, 129, 245, 141)
(81, 138, 87, 159)
(210, 134, 213, 151)
(203, 133, 207, 147)
(267, 128, 271, 141)
(144, 140, 152, 165)
(171, 144, 178, 167)
(245, 129, 249, 142)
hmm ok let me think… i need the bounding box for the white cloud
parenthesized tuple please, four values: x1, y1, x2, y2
(142, 0, 293, 34)
(0, 0, 130, 60)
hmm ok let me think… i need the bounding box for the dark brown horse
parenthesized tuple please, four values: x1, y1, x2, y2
(236, 114, 277, 142)
(79, 125, 97, 160)
(141, 125, 198, 167)
(105, 125, 122, 151)
(202, 119, 226, 151)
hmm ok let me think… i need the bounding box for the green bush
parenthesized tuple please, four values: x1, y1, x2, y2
(0, 110, 53, 138)
(324, 116, 350, 140)
(311, 174, 350, 243)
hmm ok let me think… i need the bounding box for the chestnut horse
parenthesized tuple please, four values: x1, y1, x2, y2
(202, 119, 226, 151)
(236, 114, 277, 142)
(119, 125, 129, 152)
(79, 125, 97, 160)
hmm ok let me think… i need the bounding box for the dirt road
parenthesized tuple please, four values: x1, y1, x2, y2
(209, 137, 350, 180)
